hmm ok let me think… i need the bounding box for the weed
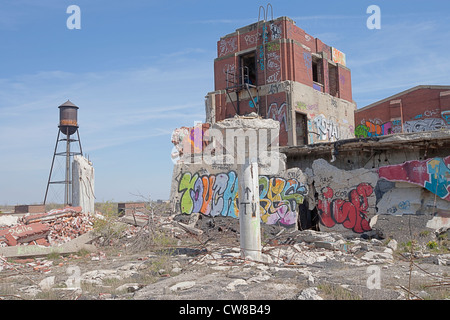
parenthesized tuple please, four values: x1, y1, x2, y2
(317, 283, 360, 300)
(93, 201, 127, 245)
(46, 252, 62, 261)
(419, 230, 430, 237)
(426, 241, 438, 250)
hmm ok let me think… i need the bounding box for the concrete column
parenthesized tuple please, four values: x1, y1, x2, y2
(72, 155, 95, 214)
(206, 114, 283, 260)
(238, 158, 261, 260)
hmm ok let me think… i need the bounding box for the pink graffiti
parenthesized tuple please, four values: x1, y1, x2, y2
(378, 156, 450, 201)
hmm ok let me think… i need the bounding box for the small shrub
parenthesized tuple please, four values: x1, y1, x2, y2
(426, 241, 438, 250)
(93, 201, 126, 245)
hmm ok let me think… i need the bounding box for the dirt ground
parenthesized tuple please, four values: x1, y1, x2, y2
(0, 209, 449, 302)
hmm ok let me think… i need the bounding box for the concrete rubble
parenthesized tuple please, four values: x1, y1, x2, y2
(0, 206, 449, 300)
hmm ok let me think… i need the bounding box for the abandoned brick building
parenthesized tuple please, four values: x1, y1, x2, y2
(171, 15, 450, 236)
(204, 16, 355, 147)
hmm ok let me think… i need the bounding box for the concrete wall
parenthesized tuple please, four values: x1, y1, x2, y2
(170, 146, 450, 235)
(289, 81, 356, 145)
(72, 155, 95, 214)
(170, 161, 309, 227)
(308, 157, 450, 236)
(206, 79, 356, 147)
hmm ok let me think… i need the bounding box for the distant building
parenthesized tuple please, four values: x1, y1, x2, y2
(204, 16, 356, 147)
(354, 85, 450, 137)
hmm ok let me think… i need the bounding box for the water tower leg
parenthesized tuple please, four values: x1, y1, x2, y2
(238, 158, 261, 261)
(65, 127, 71, 206)
(44, 130, 60, 205)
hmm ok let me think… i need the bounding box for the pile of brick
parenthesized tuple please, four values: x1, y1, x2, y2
(0, 206, 96, 247)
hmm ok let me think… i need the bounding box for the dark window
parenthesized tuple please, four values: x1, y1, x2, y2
(240, 52, 257, 86)
(312, 57, 323, 85)
(296, 112, 308, 146)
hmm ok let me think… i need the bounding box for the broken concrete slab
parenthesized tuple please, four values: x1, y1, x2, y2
(297, 287, 323, 300)
(169, 281, 196, 292)
(0, 230, 97, 259)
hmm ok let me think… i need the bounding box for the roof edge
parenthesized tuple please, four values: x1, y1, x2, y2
(356, 85, 450, 113)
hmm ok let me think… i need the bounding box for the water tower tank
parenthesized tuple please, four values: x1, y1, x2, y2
(58, 100, 79, 136)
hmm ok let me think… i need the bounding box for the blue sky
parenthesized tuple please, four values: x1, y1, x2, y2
(1, 0, 449, 205)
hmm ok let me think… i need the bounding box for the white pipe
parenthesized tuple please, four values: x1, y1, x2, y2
(238, 158, 261, 261)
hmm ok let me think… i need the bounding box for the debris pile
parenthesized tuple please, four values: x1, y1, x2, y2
(0, 207, 96, 247)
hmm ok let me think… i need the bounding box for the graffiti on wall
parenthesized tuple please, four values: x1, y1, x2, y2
(331, 47, 346, 66)
(317, 183, 373, 233)
(403, 118, 447, 133)
(312, 114, 339, 141)
(296, 101, 318, 112)
(244, 33, 259, 46)
(442, 111, 450, 124)
(218, 38, 237, 57)
(303, 52, 312, 79)
(378, 156, 450, 201)
(267, 52, 280, 71)
(270, 23, 282, 41)
(354, 119, 402, 138)
(267, 102, 288, 132)
(171, 124, 210, 155)
(177, 171, 307, 225)
(355, 110, 450, 138)
(266, 42, 280, 53)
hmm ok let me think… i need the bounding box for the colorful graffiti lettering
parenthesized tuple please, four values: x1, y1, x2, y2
(296, 101, 318, 112)
(317, 183, 373, 233)
(249, 96, 259, 108)
(177, 171, 307, 226)
(378, 156, 450, 201)
(171, 124, 210, 155)
(266, 42, 280, 52)
(354, 124, 369, 138)
(355, 121, 393, 137)
(354, 119, 402, 138)
(442, 111, 450, 125)
(331, 47, 346, 67)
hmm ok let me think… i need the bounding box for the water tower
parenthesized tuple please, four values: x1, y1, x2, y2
(44, 100, 83, 206)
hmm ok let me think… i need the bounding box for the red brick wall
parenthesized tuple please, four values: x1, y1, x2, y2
(212, 17, 355, 146)
(355, 87, 450, 137)
(337, 66, 352, 102)
(213, 17, 352, 101)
